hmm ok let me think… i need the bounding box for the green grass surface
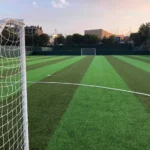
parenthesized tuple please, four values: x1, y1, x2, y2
(27, 56, 85, 85)
(1, 55, 150, 150)
(136, 56, 150, 60)
(126, 56, 150, 64)
(28, 56, 94, 150)
(47, 56, 150, 150)
(114, 56, 150, 72)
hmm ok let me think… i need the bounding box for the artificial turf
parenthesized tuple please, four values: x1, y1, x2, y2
(27, 56, 71, 71)
(1, 55, 150, 150)
(26, 56, 65, 66)
(106, 56, 150, 110)
(135, 56, 150, 61)
(47, 56, 150, 150)
(27, 56, 85, 86)
(28, 56, 94, 150)
(115, 56, 150, 72)
(126, 56, 150, 64)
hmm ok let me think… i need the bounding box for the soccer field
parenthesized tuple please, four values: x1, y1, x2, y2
(24, 55, 150, 150)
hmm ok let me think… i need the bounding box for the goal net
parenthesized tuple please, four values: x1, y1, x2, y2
(0, 19, 29, 150)
(81, 48, 96, 55)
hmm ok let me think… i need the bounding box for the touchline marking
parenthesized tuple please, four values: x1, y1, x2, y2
(27, 81, 150, 97)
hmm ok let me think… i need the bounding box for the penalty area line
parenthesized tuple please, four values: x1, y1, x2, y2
(27, 81, 150, 97)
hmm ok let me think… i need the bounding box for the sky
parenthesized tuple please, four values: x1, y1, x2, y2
(0, 0, 150, 35)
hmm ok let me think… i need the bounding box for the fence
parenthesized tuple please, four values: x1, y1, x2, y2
(26, 44, 150, 56)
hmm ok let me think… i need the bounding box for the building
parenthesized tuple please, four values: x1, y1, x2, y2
(85, 29, 125, 40)
(25, 26, 43, 35)
(85, 29, 114, 39)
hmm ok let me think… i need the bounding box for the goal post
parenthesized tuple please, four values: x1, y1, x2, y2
(0, 19, 29, 150)
(81, 48, 96, 55)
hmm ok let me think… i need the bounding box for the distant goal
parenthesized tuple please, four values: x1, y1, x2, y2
(81, 48, 96, 55)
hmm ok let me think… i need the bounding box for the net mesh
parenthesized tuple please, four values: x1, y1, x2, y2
(81, 48, 96, 55)
(0, 21, 24, 149)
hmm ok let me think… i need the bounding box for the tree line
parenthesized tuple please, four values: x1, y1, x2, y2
(0, 27, 50, 46)
(130, 22, 150, 46)
(25, 33, 50, 46)
(55, 34, 116, 45)
(25, 22, 150, 47)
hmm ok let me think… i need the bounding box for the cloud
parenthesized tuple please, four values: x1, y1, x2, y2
(51, 0, 69, 8)
(32, 1, 38, 7)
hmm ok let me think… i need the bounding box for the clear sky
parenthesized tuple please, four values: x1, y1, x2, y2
(0, 0, 150, 35)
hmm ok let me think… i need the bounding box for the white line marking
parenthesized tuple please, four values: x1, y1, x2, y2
(27, 81, 150, 97)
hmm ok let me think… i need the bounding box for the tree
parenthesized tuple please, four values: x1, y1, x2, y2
(72, 34, 84, 45)
(84, 34, 100, 44)
(101, 36, 107, 44)
(33, 34, 41, 46)
(25, 34, 40, 46)
(101, 35, 115, 44)
(130, 22, 150, 46)
(138, 23, 150, 37)
(0, 27, 19, 45)
(130, 33, 146, 46)
(66, 35, 73, 45)
(25, 34, 32, 46)
(55, 34, 65, 45)
(107, 35, 115, 44)
(39, 34, 50, 46)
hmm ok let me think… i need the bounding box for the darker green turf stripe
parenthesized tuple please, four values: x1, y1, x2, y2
(0, 56, 55, 66)
(26, 56, 55, 62)
(28, 56, 94, 150)
(27, 57, 73, 71)
(105, 56, 150, 110)
(126, 56, 150, 64)
(1, 57, 72, 78)
(143, 55, 150, 58)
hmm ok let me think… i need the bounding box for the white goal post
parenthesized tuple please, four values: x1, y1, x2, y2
(81, 48, 96, 55)
(0, 19, 29, 150)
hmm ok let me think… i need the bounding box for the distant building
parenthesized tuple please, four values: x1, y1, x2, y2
(25, 26, 43, 35)
(85, 29, 125, 40)
(85, 29, 114, 39)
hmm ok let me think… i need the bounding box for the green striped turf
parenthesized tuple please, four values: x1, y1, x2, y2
(47, 56, 150, 150)
(26, 56, 65, 66)
(133, 56, 150, 60)
(27, 56, 85, 86)
(27, 56, 71, 71)
(28, 56, 94, 150)
(106, 56, 150, 110)
(126, 56, 150, 64)
(0, 56, 63, 68)
(114, 56, 150, 72)
(0, 56, 53, 66)
(26, 56, 45, 60)
(0, 57, 80, 97)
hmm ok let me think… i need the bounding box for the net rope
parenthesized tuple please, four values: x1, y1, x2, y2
(0, 21, 24, 149)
